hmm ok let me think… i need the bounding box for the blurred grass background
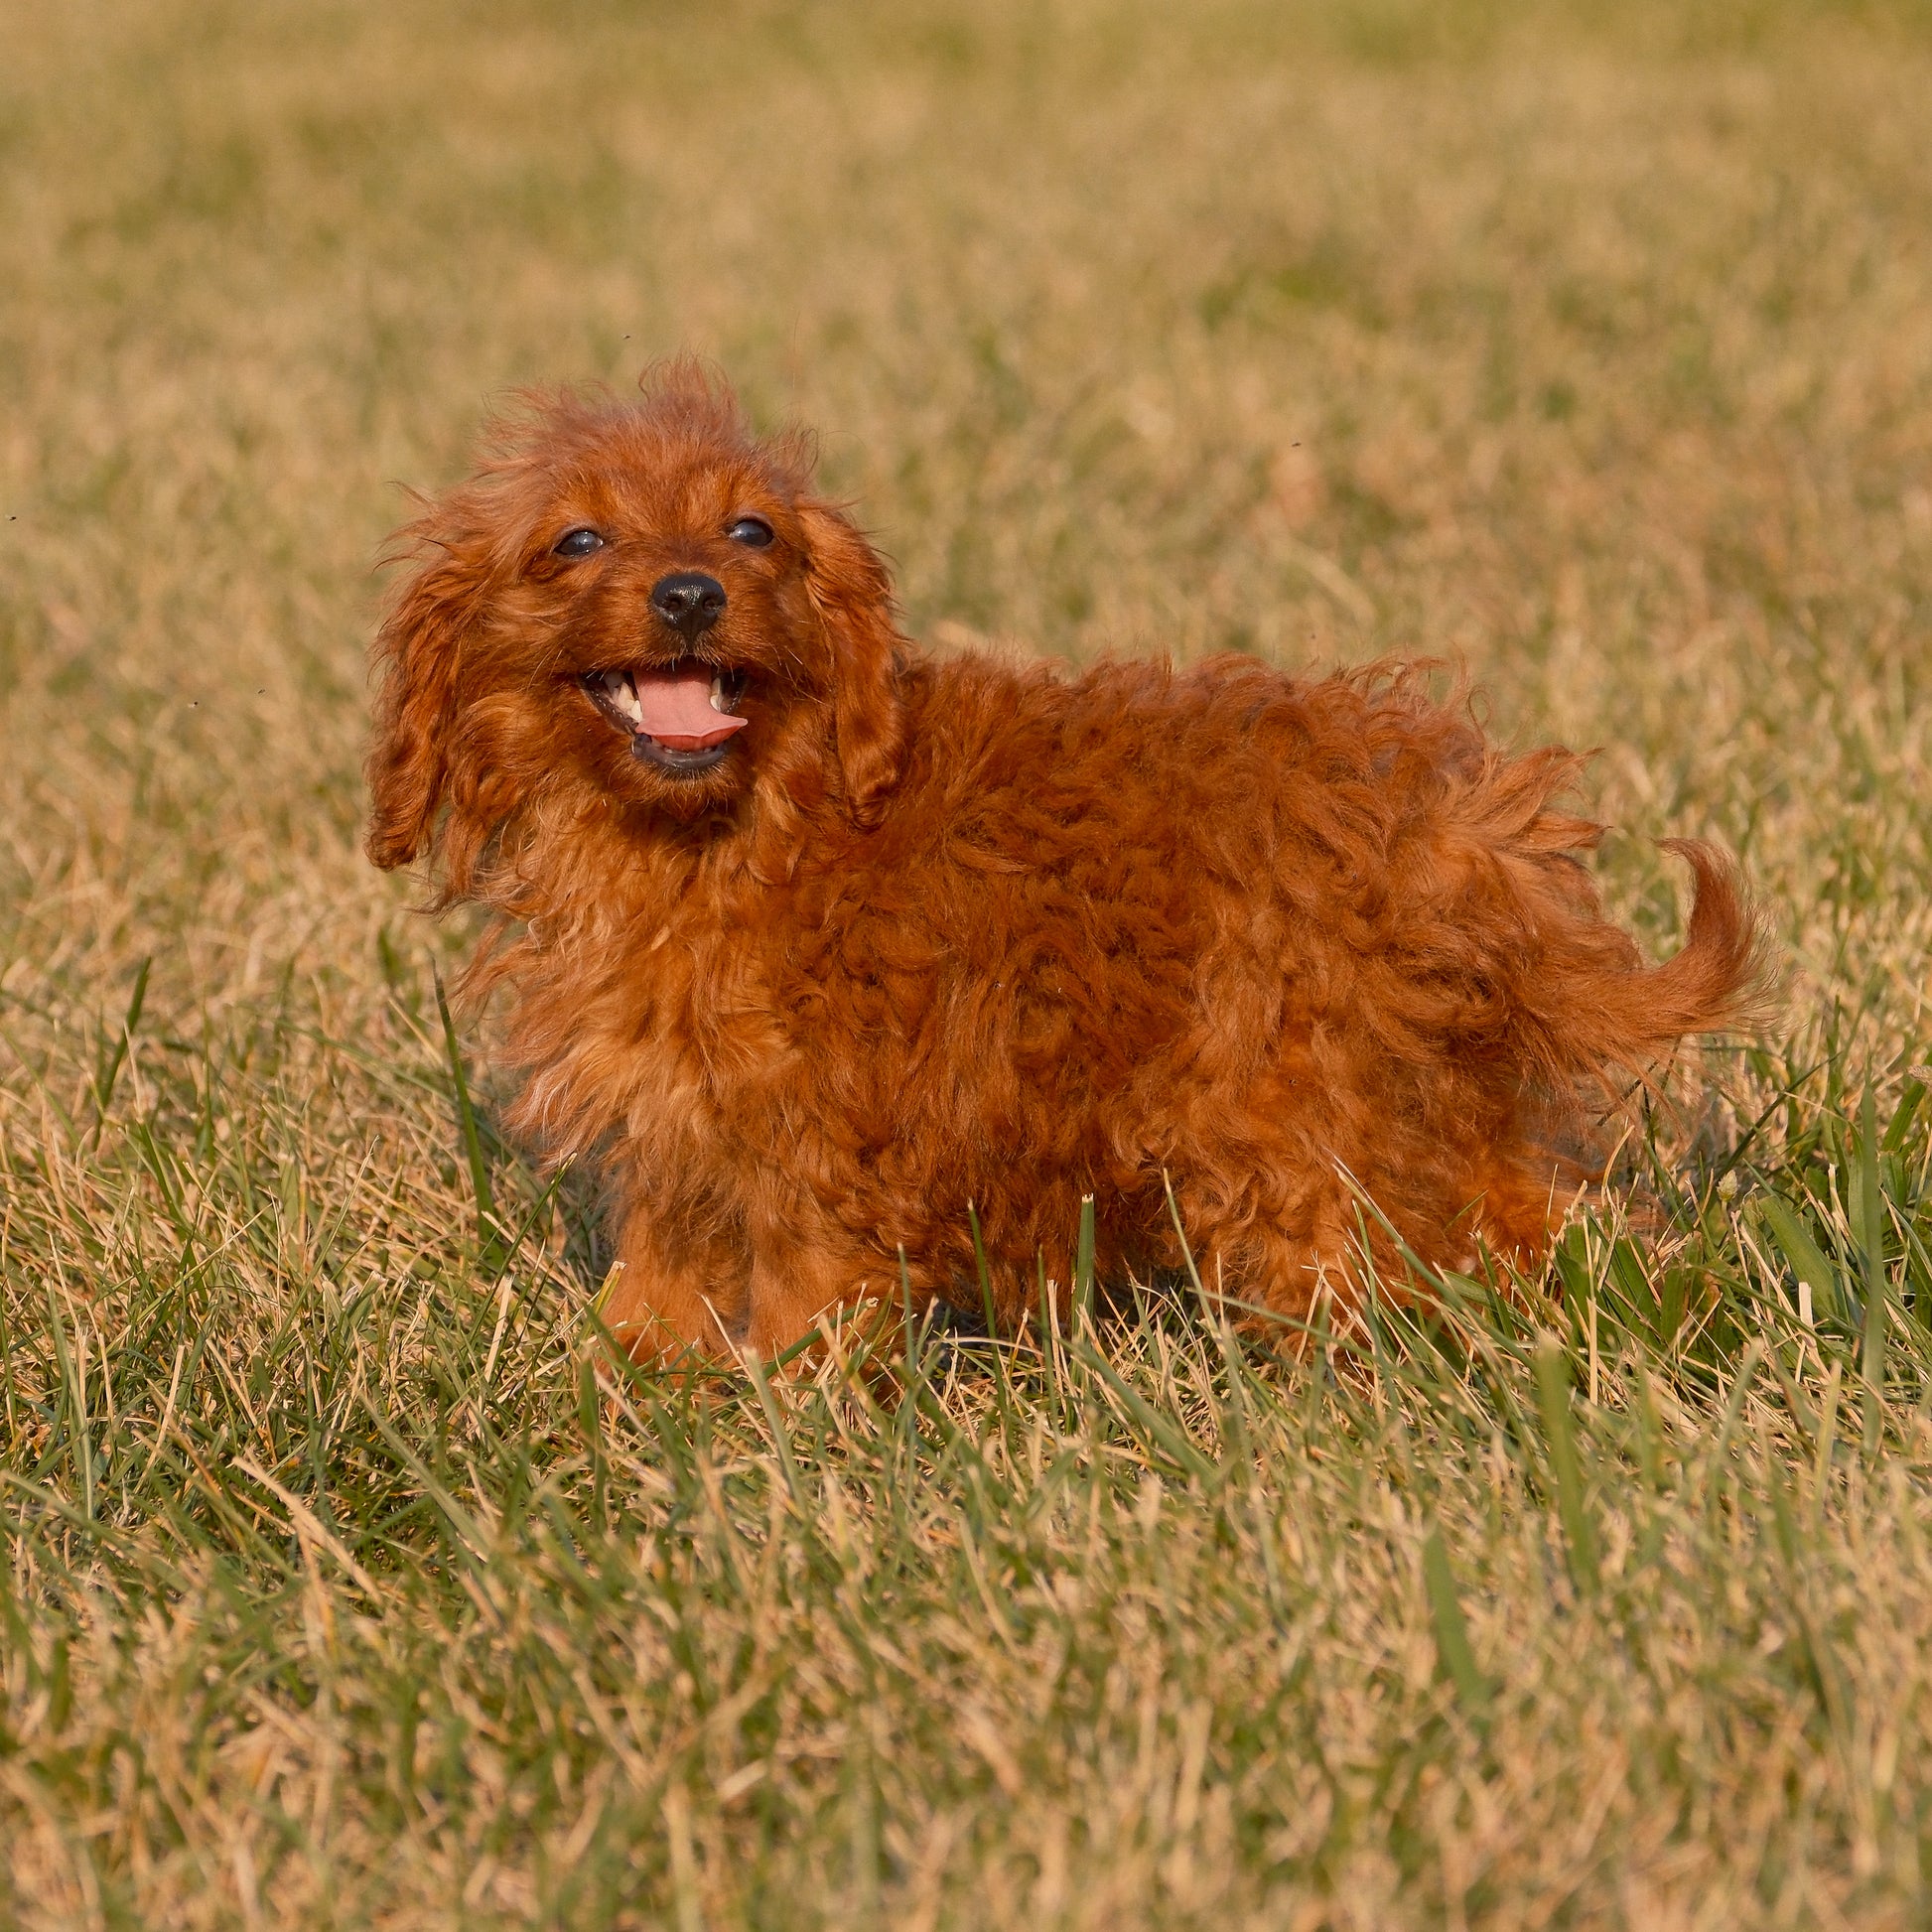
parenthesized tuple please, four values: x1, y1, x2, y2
(3, 0, 1932, 1925)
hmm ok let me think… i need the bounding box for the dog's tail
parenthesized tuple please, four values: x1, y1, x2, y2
(1524, 837, 1776, 1095)
(1607, 838, 1771, 1044)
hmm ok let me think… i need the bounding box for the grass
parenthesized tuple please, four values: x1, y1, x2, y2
(3, 0, 1932, 1923)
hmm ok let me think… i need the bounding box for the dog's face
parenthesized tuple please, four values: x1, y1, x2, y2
(365, 369, 904, 885)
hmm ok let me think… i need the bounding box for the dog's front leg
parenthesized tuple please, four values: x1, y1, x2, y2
(602, 1202, 752, 1368)
(742, 1196, 894, 1366)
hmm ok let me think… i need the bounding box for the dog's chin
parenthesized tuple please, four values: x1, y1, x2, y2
(613, 735, 749, 819)
(629, 734, 735, 777)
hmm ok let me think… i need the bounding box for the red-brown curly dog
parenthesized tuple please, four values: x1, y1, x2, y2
(367, 366, 1765, 1363)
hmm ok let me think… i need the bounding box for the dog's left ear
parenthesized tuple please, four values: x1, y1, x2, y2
(798, 501, 905, 827)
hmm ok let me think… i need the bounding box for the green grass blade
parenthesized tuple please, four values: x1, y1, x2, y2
(433, 960, 497, 1250)
(1073, 1195, 1097, 1327)
(1533, 1338, 1598, 1595)
(42, 1284, 93, 1524)
(1859, 1085, 1887, 1452)
(1756, 1193, 1842, 1328)
(1422, 1525, 1491, 1721)
(968, 1198, 997, 1337)
(1881, 1071, 1926, 1155)
(90, 953, 151, 1135)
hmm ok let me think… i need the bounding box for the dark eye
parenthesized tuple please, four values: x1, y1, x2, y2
(726, 515, 774, 549)
(553, 528, 606, 558)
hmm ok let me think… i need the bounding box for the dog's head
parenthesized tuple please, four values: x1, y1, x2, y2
(365, 364, 905, 887)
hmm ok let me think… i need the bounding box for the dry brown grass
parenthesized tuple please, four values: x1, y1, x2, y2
(4, 0, 1932, 1925)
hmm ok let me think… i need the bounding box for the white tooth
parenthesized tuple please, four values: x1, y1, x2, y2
(606, 671, 641, 723)
(709, 673, 725, 713)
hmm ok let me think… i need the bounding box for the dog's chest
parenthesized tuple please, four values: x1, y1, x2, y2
(624, 908, 793, 1093)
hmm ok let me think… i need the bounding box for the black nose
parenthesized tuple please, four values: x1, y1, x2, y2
(650, 571, 727, 640)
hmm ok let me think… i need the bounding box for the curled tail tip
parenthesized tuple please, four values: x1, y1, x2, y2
(1655, 837, 1780, 1035)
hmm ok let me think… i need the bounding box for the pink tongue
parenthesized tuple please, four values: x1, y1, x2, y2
(633, 666, 748, 751)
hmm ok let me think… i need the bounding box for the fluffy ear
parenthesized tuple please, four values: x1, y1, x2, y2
(364, 534, 483, 871)
(797, 501, 906, 826)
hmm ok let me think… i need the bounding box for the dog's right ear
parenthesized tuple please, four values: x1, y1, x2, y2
(364, 530, 483, 872)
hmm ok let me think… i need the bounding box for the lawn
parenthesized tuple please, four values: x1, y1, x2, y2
(3, 0, 1932, 1924)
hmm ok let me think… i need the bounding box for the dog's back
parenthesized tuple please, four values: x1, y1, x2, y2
(755, 647, 1767, 1323)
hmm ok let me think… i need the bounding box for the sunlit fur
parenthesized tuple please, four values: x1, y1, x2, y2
(366, 365, 1769, 1363)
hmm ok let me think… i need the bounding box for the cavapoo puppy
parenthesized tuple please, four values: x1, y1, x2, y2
(367, 365, 1765, 1363)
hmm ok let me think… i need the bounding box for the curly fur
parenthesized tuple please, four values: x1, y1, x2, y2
(367, 365, 1769, 1362)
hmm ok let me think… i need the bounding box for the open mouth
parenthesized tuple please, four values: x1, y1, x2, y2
(582, 661, 749, 774)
